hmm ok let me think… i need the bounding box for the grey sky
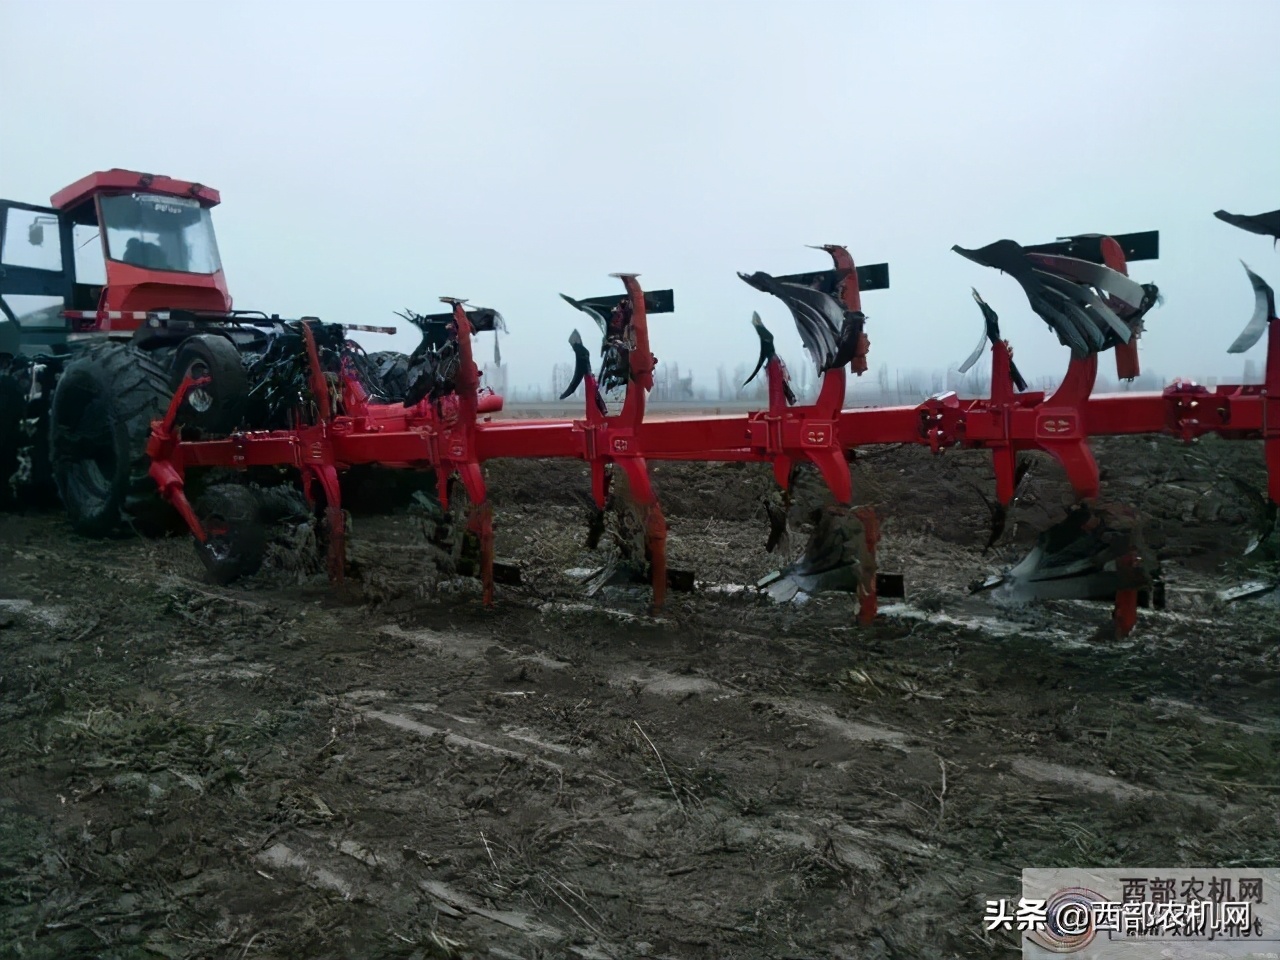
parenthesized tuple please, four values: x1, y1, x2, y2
(4, 0, 1278, 394)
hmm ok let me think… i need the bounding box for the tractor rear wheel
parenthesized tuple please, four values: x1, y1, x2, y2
(170, 334, 249, 435)
(49, 343, 172, 536)
(193, 483, 267, 584)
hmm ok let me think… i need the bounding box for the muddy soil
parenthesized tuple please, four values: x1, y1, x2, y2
(2, 436, 1278, 960)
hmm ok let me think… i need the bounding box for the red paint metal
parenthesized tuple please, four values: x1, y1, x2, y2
(50, 169, 221, 212)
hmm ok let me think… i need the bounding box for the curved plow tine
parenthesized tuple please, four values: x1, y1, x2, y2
(582, 462, 670, 611)
(829, 315, 865, 372)
(808, 244, 863, 368)
(1042, 285, 1107, 352)
(559, 293, 609, 335)
(585, 495, 607, 551)
(984, 505, 1005, 554)
(1036, 270, 1130, 343)
(1025, 252, 1148, 312)
(478, 308, 507, 334)
(1229, 476, 1278, 555)
(1036, 289, 1094, 357)
(555, 273, 675, 610)
(559, 329, 592, 400)
(739, 270, 842, 372)
(958, 289, 992, 374)
(759, 461, 802, 556)
(955, 238, 1155, 361)
(1227, 262, 1276, 354)
(958, 329, 987, 375)
(979, 459, 1032, 552)
(1031, 295, 1086, 356)
(1215, 208, 1280, 243)
(964, 477, 996, 545)
(954, 241, 1088, 355)
(1082, 289, 1133, 343)
(744, 313, 773, 386)
(964, 289, 1028, 391)
(1007, 358, 1028, 394)
(744, 313, 798, 407)
(806, 243, 852, 268)
(974, 287, 1002, 343)
(952, 239, 1024, 273)
(763, 490, 792, 555)
(1249, 500, 1279, 556)
(453, 465, 495, 604)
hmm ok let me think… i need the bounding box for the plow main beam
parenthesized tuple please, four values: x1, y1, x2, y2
(155, 383, 1280, 477)
(916, 388, 1277, 450)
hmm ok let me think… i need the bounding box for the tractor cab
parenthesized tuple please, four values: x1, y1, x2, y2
(0, 169, 232, 356)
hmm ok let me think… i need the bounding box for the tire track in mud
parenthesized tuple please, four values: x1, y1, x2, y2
(203, 605, 937, 955)
(258, 594, 1263, 956)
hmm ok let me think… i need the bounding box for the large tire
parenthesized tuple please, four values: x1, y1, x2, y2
(169, 334, 249, 435)
(193, 484, 267, 584)
(366, 350, 411, 401)
(49, 343, 172, 537)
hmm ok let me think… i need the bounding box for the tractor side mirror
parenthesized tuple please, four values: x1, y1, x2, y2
(28, 221, 44, 246)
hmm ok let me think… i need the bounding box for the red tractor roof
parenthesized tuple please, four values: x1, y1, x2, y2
(50, 169, 221, 212)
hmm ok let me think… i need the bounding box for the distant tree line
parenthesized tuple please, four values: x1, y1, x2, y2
(495, 357, 1264, 405)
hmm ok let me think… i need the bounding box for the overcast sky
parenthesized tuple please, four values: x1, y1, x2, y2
(4, 0, 1279, 395)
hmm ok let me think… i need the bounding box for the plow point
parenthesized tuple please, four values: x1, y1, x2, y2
(757, 505, 879, 604)
(975, 501, 1160, 605)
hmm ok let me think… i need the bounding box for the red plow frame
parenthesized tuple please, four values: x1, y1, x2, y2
(147, 221, 1280, 636)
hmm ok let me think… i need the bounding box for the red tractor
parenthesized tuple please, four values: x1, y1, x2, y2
(0, 169, 399, 533)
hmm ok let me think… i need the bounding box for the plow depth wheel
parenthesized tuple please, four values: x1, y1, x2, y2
(170, 334, 249, 435)
(193, 484, 267, 584)
(430, 475, 478, 569)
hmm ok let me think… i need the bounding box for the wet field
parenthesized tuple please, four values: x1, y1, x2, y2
(2, 436, 1278, 959)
